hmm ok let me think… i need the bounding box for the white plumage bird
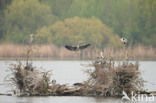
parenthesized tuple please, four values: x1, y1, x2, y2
(100, 51, 104, 58)
(29, 34, 34, 44)
(120, 37, 127, 45)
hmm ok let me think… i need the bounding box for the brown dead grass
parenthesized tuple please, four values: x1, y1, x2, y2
(83, 57, 144, 96)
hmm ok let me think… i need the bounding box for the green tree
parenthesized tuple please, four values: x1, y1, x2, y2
(0, 0, 12, 41)
(3, 0, 56, 43)
(67, 0, 140, 44)
(135, 0, 156, 46)
(0, 11, 3, 40)
(0, 0, 12, 10)
(1, 0, 156, 46)
(35, 17, 121, 48)
(35, 26, 52, 44)
(39, 0, 73, 19)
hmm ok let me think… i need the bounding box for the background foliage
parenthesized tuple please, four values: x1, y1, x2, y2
(0, 0, 156, 47)
(35, 17, 121, 48)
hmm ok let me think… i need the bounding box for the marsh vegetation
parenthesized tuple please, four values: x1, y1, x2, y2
(6, 46, 145, 96)
(0, 0, 156, 98)
(0, 44, 155, 60)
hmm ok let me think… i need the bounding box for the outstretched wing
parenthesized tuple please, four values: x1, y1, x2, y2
(79, 44, 91, 50)
(65, 45, 77, 51)
(65, 44, 91, 51)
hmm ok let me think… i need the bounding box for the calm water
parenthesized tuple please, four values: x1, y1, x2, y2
(0, 60, 156, 103)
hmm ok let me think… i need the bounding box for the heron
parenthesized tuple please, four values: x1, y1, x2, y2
(120, 37, 127, 45)
(52, 79, 56, 85)
(29, 34, 34, 44)
(65, 43, 91, 51)
(100, 51, 104, 58)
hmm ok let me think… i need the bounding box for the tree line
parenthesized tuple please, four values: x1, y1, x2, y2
(0, 0, 155, 48)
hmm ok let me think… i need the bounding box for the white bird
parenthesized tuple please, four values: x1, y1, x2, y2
(120, 37, 127, 45)
(100, 51, 104, 58)
(29, 34, 34, 44)
(52, 79, 56, 85)
(121, 90, 130, 102)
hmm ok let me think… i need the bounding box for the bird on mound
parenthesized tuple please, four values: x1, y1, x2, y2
(65, 43, 91, 51)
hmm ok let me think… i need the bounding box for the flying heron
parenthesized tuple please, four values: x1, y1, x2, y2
(64, 43, 91, 51)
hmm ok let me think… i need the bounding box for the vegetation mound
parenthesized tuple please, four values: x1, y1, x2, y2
(83, 57, 144, 96)
(7, 56, 144, 96)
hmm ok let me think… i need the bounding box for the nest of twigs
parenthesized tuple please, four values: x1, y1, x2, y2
(6, 56, 144, 97)
(7, 61, 51, 96)
(83, 57, 144, 96)
(7, 61, 80, 96)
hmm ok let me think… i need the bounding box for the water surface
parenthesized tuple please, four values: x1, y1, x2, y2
(0, 60, 156, 103)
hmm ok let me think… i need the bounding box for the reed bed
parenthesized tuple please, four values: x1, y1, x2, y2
(6, 61, 83, 96)
(7, 61, 51, 96)
(0, 44, 155, 60)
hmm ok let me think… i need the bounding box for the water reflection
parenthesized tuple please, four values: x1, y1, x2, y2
(0, 96, 122, 103)
(0, 96, 156, 103)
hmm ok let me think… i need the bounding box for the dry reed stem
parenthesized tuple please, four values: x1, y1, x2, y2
(0, 44, 155, 60)
(84, 57, 144, 96)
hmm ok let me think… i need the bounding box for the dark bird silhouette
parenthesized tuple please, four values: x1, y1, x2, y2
(65, 44, 91, 51)
(73, 83, 84, 86)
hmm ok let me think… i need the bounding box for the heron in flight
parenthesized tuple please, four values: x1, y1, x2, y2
(65, 43, 91, 51)
(120, 37, 127, 45)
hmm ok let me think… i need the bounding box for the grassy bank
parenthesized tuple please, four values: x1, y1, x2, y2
(0, 44, 155, 60)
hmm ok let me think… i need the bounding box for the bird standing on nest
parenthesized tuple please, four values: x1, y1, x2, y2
(64, 43, 91, 51)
